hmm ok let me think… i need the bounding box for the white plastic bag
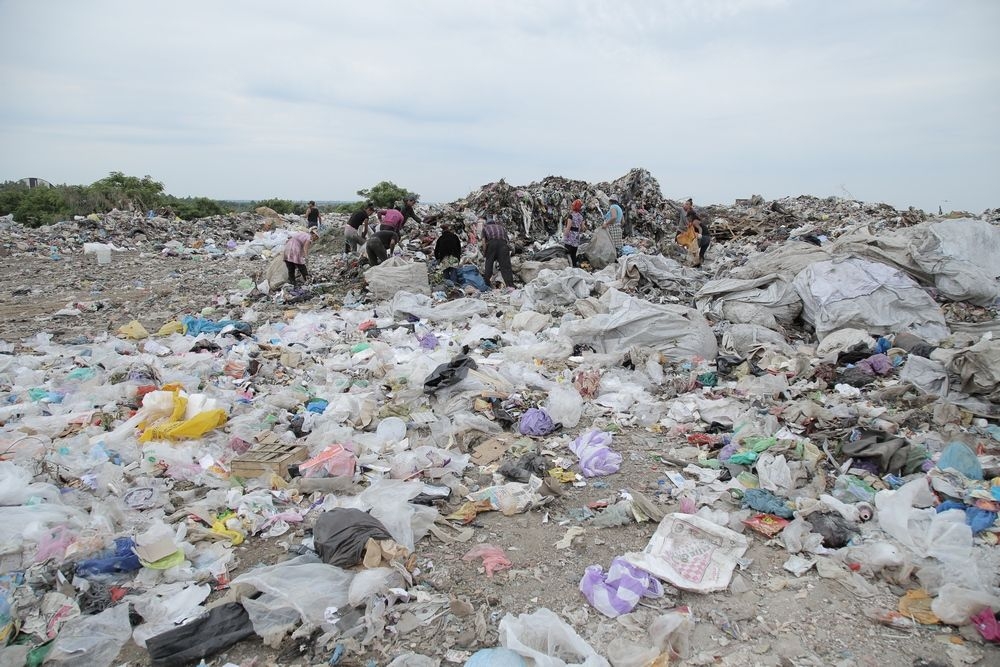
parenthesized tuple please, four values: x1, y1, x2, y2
(499, 607, 609, 667)
(544, 385, 583, 428)
(582, 228, 617, 270)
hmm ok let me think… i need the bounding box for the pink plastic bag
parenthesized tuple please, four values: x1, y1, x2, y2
(299, 444, 356, 478)
(463, 544, 512, 577)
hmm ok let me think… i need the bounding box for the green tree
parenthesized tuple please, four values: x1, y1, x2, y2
(356, 181, 415, 209)
(12, 187, 72, 227)
(167, 196, 230, 220)
(252, 198, 296, 215)
(0, 181, 28, 216)
(89, 171, 165, 212)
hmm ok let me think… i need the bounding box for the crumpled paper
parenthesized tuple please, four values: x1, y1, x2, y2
(579, 557, 663, 617)
(569, 430, 622, 477)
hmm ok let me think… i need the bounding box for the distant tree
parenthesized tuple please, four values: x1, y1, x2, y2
(167, 196, 230, 220)
(0, 181, 28, 216)
(333, 200, 365, 214)
(12, 187, 72, 227)
(89, 171, 165, 212)
(357, 181, 414, 209)
(252, 198, 296, 215)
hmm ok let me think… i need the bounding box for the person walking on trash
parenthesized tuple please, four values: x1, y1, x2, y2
(564, 199, 586, 267)
(603, 195, 625, 255)
(480, 215, 516, 290)
(366, 228, 399, 267)
(305, 200, 322, 229)
(433, 223, 462, 267)
(672, 198, 711, 267)
(283, 228, 319, 286)
(345, 202, 374, 255)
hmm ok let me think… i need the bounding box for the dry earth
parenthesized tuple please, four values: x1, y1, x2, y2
(1, 247, 997, 667)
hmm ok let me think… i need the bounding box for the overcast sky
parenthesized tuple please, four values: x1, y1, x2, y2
(1, 0, 997, 212)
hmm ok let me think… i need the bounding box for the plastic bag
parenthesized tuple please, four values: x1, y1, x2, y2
(463, 544, 513, 578)
(581, 227, 617, 270)
(931, 584, 1000, 626)
(622, 513, 749, 593)
(518, 408, 556, 436)
(579, 557, 663, 617)
(229, 554, 354, 631)
(423, 355, 478, 395)
(44, 603, 132, 667)
(146, 602, 254, 667)
(543, 386, 583, 428)
(498, 607, 610, 667)
(117, 320, 149, 340)
(312, 508, 393, 568)
(298, 444, 356, 478)
(569, 430, 621, 477)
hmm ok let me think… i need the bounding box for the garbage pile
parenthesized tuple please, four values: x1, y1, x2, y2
(0, 172, 999, 666)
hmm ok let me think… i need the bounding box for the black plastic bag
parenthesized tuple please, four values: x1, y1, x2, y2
(313, 508, 393, 567)
(146, 602, 254, 667)
(423, 355, 478, 394)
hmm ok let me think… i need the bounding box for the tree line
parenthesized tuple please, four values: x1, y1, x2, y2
(0, 172, 416, 227)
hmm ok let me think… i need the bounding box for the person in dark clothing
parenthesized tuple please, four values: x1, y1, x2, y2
(345, 203, 374, 254)
(480, 217, 516, 289)
(434, 224, 462, 263)
(399, 195, 422, 226)
(683, 198, 711, 265)
(563, 198, 586, 267)
(305, 201, 321, 229)
(366, 229, 398, 267)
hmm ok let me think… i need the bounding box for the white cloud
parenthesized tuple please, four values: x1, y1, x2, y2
(0, 0, 997, 211)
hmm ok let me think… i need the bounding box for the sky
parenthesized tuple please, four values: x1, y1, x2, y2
(0, 0, 997, 213)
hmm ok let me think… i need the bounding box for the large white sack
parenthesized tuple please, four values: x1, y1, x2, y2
(695, 274, 802, 330)
(521, 268, 595, 312)
(730, 241, 831, 280)
(617, 254, 697, 292)
(389, 291, 489, 322)
(559, 290, 717, 362)
(793, 257, 948, 343)
(911, 218, 1000, 306)
(365, 257, 430, 299)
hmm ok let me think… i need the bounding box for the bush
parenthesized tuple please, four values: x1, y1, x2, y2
(167, 196, 230, 220)
(12, 187, 72, 227)
(252, 198, 296, 215)
(356, 181, 415, 209)
(89, 172, 165, 212)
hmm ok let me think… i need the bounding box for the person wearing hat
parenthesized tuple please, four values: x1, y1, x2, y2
(345, 202, 374, 255)
(399, 194, 422, 226)
(603, 195, 624, 254)
(563, 199, 586, 267)
(283, 227, 320, 286)
(305, 201, 321, 229)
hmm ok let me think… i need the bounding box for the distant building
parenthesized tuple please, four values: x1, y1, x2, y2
(17, 177, 52, 189)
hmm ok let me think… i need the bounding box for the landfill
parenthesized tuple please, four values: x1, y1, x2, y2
(1, 170, 999, 667)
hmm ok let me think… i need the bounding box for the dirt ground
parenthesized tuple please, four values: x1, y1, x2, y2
(2, 247, 997, 667)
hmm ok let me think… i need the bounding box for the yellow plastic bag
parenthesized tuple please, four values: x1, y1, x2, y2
(139, 408, 227, 442)
(675, 223, 698, 247)
(118, 320, 149, 340)
(156, 320, 185, 336)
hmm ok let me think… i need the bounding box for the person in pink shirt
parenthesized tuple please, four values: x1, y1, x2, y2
(377, 208, 405, 234)
(283, 228, 319, 285)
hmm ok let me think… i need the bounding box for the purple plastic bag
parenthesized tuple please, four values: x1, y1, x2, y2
(857, 353, 892, 376)
(518, 408, 555, 436)
(580, 557, 664, 617)
(569, 429, 621, 477)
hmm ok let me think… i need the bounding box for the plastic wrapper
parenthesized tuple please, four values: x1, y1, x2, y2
(145, 602, 254, 667)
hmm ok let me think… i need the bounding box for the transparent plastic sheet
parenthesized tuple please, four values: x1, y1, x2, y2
(499, 607, 610, 667)
(129, 583, 212, 648)
(44, 602, 131, 667)
(229, 554, 354, 632)
(243, 594, 301, 647)
(544, 385, 583, 428)
(930, 583, 1000, 625)
(359, 478, 439, 551)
